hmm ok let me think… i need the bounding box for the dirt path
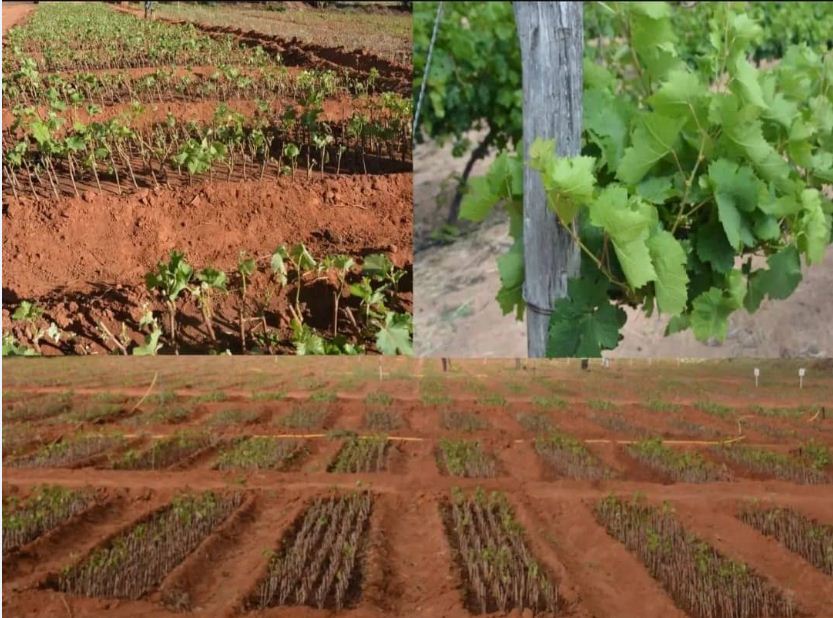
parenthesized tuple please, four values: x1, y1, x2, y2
(2, 2, 34, 35)
(414, 137, 833, 358)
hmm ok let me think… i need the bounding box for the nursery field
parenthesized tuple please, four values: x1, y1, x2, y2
(4, 357, 833, 617)
(1, 2, 413, 356)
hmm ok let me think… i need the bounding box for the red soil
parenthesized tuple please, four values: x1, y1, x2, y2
(1, 94, 396, 132)
(3, 357, 833, 617)
(112, 6, 410, 95)
(2, 5, 413, 355)
(3, 174, 412, 355)
(2, 2, 34, 35)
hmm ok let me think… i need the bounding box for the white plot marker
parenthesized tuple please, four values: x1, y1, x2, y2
(799, 367, 806, 389)
(754, 368, 760, 388)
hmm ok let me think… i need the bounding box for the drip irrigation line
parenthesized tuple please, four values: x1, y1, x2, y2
(108, 433, 764, 447)
(413, 1, 443, 136)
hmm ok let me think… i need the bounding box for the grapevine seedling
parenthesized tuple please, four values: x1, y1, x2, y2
(349, 277, 387, 323)
(283, 243, 316, 325)
(193, 267, 227, 344)
(237, 254, 256, 352)
(282, 142, 299, 176)
(11, 300, 47, 354)
(363, 253, 405, 292)
(320, 255, 354, 337)
(133, 308, 162, 356)
(145, 250, 193, 354)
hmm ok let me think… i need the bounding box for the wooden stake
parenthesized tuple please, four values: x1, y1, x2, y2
(514, 2, 583, 357)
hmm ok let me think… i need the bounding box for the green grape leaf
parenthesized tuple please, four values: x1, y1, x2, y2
(584, 88, 629, 169)
(796, 189, 831, 264)
(745, 245, 803, 312)
(133, 328, 162, 356)
(752, 213, 781, 241)
(730, 56, 769, 111)
(708, 159, 760, 249)
(695, 220, 735, 273)
(690, 287, 736, 342)
(647, 68, 704, 119)
(647, 229, 688, 315)
(637, 176, 676, 205)
(495, 239, 525, 320)
(461, 152, 522, 222)
(725, 270, 747, 310)
(617, 113, 686, 185)
(665, 314, 690, 336)
(375, 312, 413, 356)
(530, 138, 596, 223)
(723, 117, 791, 185)
(758, 193, 801, 217)
(459, 176, 497, 222)
(589, 186, 658, 288)
(547, 277, 626, 358)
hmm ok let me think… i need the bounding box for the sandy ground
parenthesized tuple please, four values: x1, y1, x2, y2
(2, 2, 34, 35)
(414, 137, 833, 358)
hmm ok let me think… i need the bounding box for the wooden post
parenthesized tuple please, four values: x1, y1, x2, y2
(513, 2, 583, 357)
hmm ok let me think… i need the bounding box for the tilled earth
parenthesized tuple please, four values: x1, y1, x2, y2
(4, 357, 832, 617)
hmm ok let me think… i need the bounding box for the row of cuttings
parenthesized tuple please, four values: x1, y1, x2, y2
(3, 484, 832, 617)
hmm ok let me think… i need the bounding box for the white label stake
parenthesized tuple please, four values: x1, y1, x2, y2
(754, 367, 760, 388)
(799, 368, 806, 389)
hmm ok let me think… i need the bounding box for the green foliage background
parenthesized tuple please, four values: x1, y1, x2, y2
(415, 1, 833, 357)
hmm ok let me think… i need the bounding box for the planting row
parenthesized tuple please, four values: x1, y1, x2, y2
(5, 428, 831, 484)
(5, 433, 393, 475)
(51, 490, 244, 599)
(7, 244, 411, 357)
(4, 486, 831, 616)
(4, 62, 386, 109)
(595, 495, 796, 618)
(3, 3, 274, 73)
(3, 97, 411, 200)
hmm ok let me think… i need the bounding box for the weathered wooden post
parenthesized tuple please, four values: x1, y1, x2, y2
(513, 2, 583, 357)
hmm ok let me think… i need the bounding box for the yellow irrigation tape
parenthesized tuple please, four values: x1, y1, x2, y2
(113, 432, 750, 447)
(514, 436, 748, 446)
(117, 433, 426, 442)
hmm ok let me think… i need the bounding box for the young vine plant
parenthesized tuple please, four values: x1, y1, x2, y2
(461, 2, 833, 357)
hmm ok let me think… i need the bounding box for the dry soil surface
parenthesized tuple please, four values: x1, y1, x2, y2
(2, 2, 34, 35)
